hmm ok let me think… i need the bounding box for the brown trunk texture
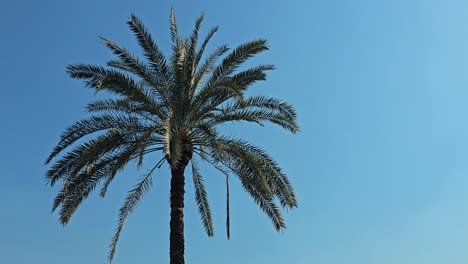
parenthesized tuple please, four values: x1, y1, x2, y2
(169, 155, 190, 264)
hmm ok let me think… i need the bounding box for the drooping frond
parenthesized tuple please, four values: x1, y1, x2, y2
(98, 146, 139, 198)
(99, 143, 164, 198)
(226, 175, 230, 240)
(55, 158, 118, 223)
(220, 138, 297, 209)
(108, 169, 154, 262)
(198, 139, 289, 230)
(46, 114, 143, 165)
(225, 157, 285, 230)
(52, 142, 146, 222)
(191, 160, 214, 236)
(201, 137, 297, 230)
(47, 130, 131, 186)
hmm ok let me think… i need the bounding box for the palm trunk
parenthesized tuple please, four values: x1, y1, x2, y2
(169, 154, 190, 264)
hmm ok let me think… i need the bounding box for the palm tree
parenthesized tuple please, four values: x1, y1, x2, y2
(45, 9, 299, 264)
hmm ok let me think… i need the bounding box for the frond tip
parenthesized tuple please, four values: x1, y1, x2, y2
(226, 175, 230, 240)
(108, 171, 154, 262)
(192, 160, 214, 236)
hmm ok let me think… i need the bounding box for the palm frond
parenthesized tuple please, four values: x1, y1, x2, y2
(238, 96, 298, 121)
(209, 39, 269, 83)
(230, 64, 275, 87)
(169, 8, 179, 52)
(108, 169, 155, 262)
(46, 114, 143, 164)
(85, 98, 165, 122)
(193, 77, 248, 117)
(194, 40, 271, 109)
(191, 160, 214, 236)
(194, 26, 219, 67)
(212, 108, 298, 133)
(99, 146, 163, 198)
(47, 125, 158, 189)
(205, 95, 299, 133)
(98, 144, 162, 198)
(206, 137, 295, 230)
(54, 154, 127, 223)
(56, 173, 100, 224)
(188, 13, 204, 70)
(99, 37, 168, 101)
(127, 14, 171, 82)
(191, 45, 229, 93)
(66, 64, 156, 105)
(228, 138, 296, 207)
(99, 37, 150, 78)
(107, 59, 134, 73)
(226, 175, 230, 240)
(46, 131, 127, 186)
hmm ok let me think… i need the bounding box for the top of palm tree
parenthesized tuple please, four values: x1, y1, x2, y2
(45, 9, 299, 262)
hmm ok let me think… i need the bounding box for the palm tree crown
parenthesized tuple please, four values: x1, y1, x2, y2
(46, 9, 299, 263)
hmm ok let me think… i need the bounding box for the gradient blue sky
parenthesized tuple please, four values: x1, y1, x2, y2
(2, 0, 468, 263)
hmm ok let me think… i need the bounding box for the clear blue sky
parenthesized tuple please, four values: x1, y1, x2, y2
(2, 0, 468, 263)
